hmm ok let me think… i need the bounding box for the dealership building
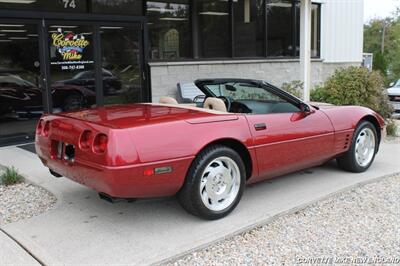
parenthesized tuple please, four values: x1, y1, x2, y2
(0, 0, 363, 145)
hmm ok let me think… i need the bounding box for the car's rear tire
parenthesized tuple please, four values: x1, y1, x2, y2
(178, 145, 246, 220)
(337, 120, 378, 173)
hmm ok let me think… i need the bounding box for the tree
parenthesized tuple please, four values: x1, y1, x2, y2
(364, 8, 400, 83)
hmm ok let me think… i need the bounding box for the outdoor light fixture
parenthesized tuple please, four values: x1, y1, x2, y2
(0, 29, 27, 32)
(198, 11, 229, 16)
(100, 26, 124, 29)
(147, 7, 176, 12)
(50, 25, 78, 29)
(266, 2, 292, 8)
(0, 24, 25, 27)
(9, 37, 29, 40)
(0, 0, 36, 3)
(159, 17, 188, 21)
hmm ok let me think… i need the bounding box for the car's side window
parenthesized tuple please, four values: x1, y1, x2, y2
(205, 82, 300, 114)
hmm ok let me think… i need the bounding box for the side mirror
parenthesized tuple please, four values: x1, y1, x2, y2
(389, 82, 395, 87)
(300, 103, 314, 115)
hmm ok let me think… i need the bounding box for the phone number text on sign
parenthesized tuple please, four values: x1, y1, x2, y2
(61, 64, 85, 71)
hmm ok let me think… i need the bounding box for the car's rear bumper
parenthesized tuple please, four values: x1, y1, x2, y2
(389, 100, 400, 112)
(37, 145, 194, 198)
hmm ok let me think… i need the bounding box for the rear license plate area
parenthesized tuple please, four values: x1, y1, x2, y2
(52, 140, 75, 163)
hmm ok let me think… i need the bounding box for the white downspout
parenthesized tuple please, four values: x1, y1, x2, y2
(300, 0, 312, 102)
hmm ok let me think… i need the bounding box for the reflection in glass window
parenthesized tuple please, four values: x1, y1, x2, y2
(295, 3, 320, 58)
(234, 0, 265, 57)
(0, 23, 43, 141)
(266, 0, 293, 57)
(198, 0, 230, 58)
(310, 4, 320, 58)
(92, 0, 143, 15)
(100, 25, 143, 104)
(48, 25, 96, 112)
(147, 0, 191, 60)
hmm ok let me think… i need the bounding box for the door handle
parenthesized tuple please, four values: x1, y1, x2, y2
(254, 123, 267, 131)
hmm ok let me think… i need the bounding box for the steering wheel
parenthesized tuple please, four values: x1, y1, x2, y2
(193, 95, 206, 107)
(217, 96, 232, 112)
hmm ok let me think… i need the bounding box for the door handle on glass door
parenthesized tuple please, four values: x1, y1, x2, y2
(254, 123, 267, 131)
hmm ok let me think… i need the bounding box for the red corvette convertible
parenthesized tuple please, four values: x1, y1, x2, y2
(35, 79, 384, 219)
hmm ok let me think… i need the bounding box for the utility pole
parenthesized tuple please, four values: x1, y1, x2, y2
(381, 22, 386, 54)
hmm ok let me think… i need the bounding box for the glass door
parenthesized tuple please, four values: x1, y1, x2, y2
(0, 22, 44, 143)
(99, 24, 143, 105)
(45, 21, 145, 111)
(46, 22, 97, 112)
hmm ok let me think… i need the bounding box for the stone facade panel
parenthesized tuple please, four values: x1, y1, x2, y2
(150, 61, 360, 102)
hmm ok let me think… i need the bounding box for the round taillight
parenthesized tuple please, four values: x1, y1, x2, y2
(79, 130, 93, 150)
(36, 119, 44, 135)
(93, 133, 108, 154)
(43, 121, 50, 136)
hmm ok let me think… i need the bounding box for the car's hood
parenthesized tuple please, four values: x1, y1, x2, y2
(58, 103, 235, 129)
(387, 87, 400, 95)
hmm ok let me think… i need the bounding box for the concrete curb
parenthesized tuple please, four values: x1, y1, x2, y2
(156, 172, 400, 265)
(0, 228, 44, 266)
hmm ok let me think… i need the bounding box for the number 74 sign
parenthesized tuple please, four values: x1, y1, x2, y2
(63, 0, 76, 9)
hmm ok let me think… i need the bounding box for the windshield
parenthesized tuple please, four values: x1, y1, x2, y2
(205, 82, 283, 102)
(395, 80, 400, 87)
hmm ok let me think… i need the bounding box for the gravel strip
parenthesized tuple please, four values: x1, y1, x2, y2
(169, 174, 400, 265)
(0, 182, 57, 225)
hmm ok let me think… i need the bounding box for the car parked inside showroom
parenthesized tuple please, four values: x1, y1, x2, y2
(0, 73, 95, 118)
(35, 79, 385, 220)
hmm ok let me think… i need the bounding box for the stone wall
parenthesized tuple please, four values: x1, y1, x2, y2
(149, 59, 359, 102)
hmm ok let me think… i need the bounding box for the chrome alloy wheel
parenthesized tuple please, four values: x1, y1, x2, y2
(199, 156, 241, 212)
(355, 128, 376, 167)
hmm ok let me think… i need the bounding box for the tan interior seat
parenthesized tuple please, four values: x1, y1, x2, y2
(203, 97, 227, 112)
(159, 96, 178, 105)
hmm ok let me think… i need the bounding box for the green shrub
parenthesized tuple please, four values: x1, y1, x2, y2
(281, 80, 304, 99)
(386, 120, 398, 137)
(309, 66, 393, 118)
(0, 166, 24, 186)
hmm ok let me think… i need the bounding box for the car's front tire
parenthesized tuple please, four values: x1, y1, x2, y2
(178, 145, 246, 220)
(337, 120, 378, 173)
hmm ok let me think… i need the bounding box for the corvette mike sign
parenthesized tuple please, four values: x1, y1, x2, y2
(50, 28, 93, 71)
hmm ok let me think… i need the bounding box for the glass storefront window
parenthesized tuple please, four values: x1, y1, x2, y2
(100, 25, 142, 104)
(310, 4, 320, 58)
(0, 0, 87, 12)
(295, 3, 321, 58)
(266, 0, 293, 57)
(0, 23, 42, 142)
(92, 0, 143, 16)
(233, 0, 265, 57)
(48, 25, 96, 112)
(147, 0, 191, 60)
(197, 0, 230, 58)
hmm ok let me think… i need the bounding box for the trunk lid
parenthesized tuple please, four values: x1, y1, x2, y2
(58, 103, 223, 129)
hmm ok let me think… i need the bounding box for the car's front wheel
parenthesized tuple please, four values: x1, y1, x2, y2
(337, 120, 378, 172)
(178, 145, 246, 220)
